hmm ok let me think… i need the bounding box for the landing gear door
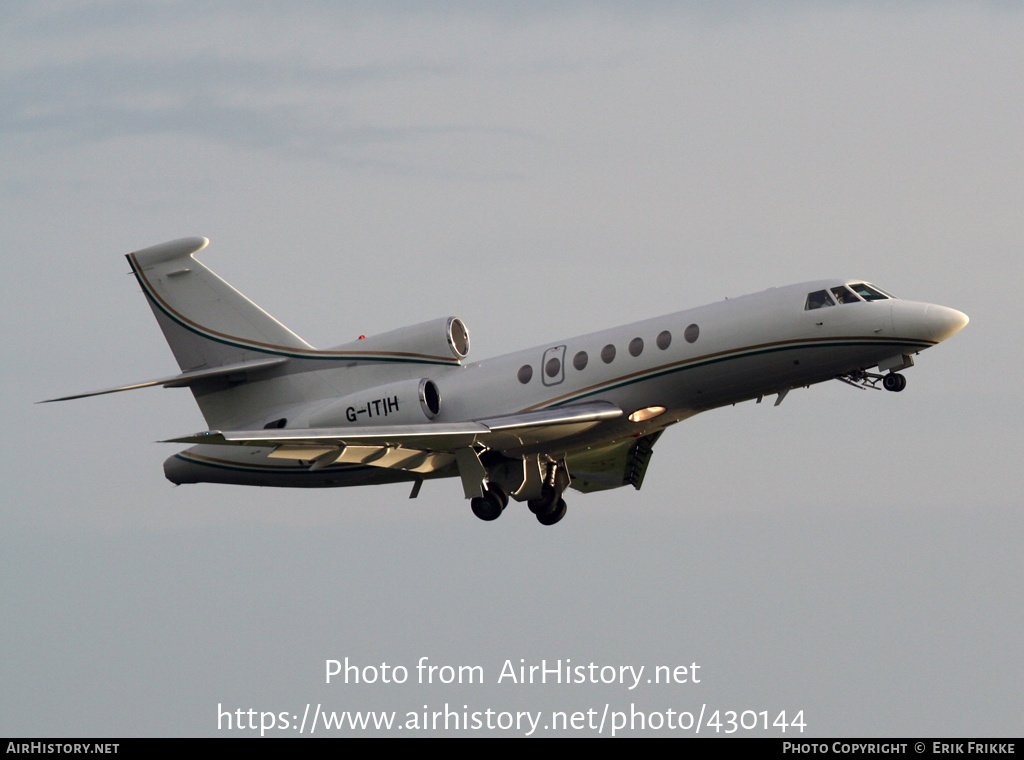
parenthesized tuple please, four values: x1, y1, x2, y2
(541, 345, 566, 386)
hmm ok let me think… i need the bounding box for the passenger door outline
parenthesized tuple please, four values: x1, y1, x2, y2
(541, 345, 566, 386)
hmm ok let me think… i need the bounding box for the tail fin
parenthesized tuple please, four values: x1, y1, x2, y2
(48, 238, 459, 430)
(127, 237, 313, 371)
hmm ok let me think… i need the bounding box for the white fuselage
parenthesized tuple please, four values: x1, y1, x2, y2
(165, 279, 967, 489)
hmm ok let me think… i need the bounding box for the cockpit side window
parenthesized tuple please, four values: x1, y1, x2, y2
(849, 283, 890, 301)
(805, 290, 835, 310)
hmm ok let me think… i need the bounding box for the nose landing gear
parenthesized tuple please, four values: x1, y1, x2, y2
(837, 370, 907, 392)
(882, 373, 907, 392)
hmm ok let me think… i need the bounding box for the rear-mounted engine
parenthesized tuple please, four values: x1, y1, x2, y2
(328, 316, 470, 363)
(309, 377, 442, 427)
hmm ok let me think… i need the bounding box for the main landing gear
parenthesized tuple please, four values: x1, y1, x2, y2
(470, 484, 507, 521)
(469, 460, 570, 526)
(526, 460, 570, 526)
(470, 485, 569, 526)
(528, 490, 568, 526)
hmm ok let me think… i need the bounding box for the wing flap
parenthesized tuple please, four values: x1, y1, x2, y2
(167, 422, 489, 450)
(166, 402, 623, 472)
(265, 444, 455, 474)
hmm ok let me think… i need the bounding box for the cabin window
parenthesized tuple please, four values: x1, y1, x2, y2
(657, 330, 672, 350)
(849, 283, 890, 301)
(629, 337, 644, 357)
(518, 364, 533, 384)
(601, 344, 616, 363)
(545, 357, 562, 378)
(573, 351, 588, 370)
(830, 286, 860, 304)
(805, 290, 835, 310)
(684, 323, 699, 343)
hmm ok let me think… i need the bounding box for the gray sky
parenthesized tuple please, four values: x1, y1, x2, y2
(3, 2, 1021, 736)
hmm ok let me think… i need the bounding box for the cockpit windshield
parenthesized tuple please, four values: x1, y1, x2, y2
(831, 285, 860, 304)
(848, 283, 893, 301)
(804, 282, 896, 310)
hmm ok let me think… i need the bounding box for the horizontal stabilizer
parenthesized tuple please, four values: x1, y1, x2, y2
(39, 357, 288, 403)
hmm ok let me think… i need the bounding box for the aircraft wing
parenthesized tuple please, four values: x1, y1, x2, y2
(167, 401, 623, 474)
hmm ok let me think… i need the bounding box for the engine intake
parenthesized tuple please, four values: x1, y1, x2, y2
(328, 316, 470, 363)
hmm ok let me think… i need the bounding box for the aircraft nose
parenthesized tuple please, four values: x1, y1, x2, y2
(926, 304, 969, 342)
(894, 302, 969, 343)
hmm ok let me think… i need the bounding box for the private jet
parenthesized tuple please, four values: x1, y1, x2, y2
(45, 237, 968, 525)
